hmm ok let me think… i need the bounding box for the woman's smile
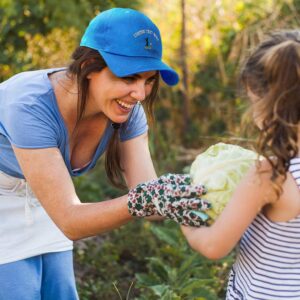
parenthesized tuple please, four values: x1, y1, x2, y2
(115, 99, 136, 112)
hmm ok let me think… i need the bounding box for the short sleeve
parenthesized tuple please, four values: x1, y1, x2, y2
(119, 104, 148, 142)
(3, 102, 58, 149)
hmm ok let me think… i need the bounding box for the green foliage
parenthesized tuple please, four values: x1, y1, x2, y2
(134, 221, 233, 300)
(73, 159, 124, 202)
(0, 0, 142, 80)
(74, 220, 165, 300)
(24, 27, 79, 69)
(74, 216, 233, 300)
(149, 124, 181, 174)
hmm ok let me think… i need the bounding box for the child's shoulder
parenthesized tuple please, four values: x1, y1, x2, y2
(259, 158, 300, 222)
(244, 158, 276, 202)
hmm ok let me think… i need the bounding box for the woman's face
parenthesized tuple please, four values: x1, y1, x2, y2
(86, 67, 157, 123)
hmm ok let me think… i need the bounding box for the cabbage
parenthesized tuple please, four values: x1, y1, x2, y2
(190, 143, 258, 222)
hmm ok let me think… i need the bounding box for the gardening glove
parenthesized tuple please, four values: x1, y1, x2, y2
(127, 173, 210, 227)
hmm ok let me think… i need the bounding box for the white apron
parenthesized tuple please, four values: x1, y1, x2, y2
(0, 170, 72, 264)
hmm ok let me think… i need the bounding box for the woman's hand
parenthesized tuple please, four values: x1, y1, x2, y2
(127, 173, 210, 226)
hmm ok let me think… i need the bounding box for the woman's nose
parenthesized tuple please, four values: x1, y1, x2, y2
(130, 82, 146, 101)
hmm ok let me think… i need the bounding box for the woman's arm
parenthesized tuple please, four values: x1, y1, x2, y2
(12, 132, 157, 241)
(120, 132, 157, 188)
(181, 160, 275, 260)
(120, 132, 164, 222)
(13, 145, 133, 241)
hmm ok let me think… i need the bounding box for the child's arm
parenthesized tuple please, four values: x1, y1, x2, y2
(181, 160, 275, 260)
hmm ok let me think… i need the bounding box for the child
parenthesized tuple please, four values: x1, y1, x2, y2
(181, 30, 300, 299)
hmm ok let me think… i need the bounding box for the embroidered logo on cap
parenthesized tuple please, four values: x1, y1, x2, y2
(145, 37, 152, 50)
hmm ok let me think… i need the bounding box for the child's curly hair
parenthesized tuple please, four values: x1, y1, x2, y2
(241, 30, 300, 198)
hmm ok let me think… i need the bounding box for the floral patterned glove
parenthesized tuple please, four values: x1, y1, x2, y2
(127, 173, 210, 227)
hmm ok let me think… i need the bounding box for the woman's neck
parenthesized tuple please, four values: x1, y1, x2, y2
(49, 71, 79, 130)
(49, 71, 106, 133)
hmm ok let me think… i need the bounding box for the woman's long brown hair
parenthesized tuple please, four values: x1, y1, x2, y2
(240, 31, 300, 197)
(67, 46, 159, 189)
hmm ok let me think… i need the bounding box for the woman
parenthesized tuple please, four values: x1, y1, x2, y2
(0, 8, 208, 299)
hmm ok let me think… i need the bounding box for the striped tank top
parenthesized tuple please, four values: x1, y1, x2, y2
(226, 157, 300, 299)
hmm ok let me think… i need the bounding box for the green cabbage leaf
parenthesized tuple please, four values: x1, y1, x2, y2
(190, 143, 258, 221)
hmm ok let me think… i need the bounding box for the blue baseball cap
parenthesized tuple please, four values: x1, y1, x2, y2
(80, 8, 179, 86)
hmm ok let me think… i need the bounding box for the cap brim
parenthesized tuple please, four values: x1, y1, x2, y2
(99, 50, 179, 86)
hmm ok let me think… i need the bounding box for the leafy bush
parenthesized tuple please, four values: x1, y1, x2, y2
(74, 220, 164, 300)
(74, 219, 234, 300)
(135, 221, 234, 300)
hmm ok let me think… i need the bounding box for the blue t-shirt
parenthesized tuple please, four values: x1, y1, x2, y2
(0, 68, 148, 178)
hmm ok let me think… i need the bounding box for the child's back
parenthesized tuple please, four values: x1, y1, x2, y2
(227, 158, 300, 299)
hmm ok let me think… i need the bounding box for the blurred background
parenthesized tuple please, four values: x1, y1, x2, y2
(1, 0, 299, 299)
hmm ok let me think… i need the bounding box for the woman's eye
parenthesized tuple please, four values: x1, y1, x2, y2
(122, 76, 135, 83)
(146, 77, 156, 85)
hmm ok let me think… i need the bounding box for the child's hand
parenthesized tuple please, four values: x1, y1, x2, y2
(127, 173, 210, 227)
